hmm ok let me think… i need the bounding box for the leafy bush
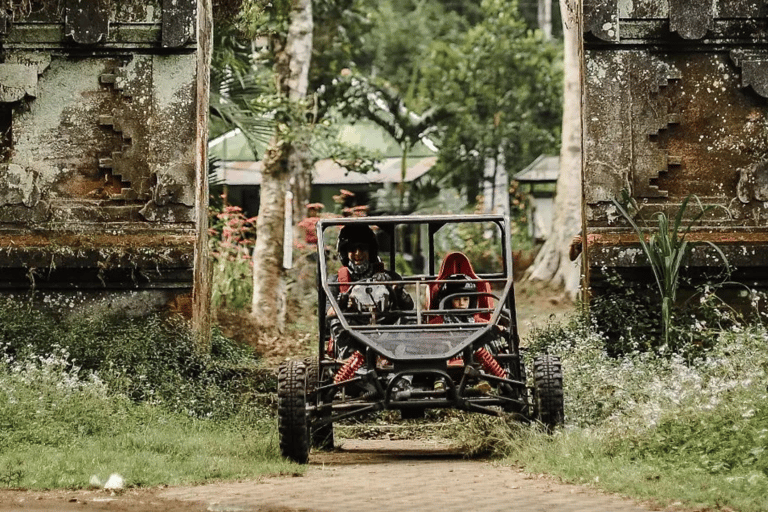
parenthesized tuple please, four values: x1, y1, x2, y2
(618, 385, 768, 477)
(588, 271, 660, 356)
(0, 346, 130, 451)
(0, 300, 267, 420)
(0, 301, 289, 490)
(527, 313, 768, 431)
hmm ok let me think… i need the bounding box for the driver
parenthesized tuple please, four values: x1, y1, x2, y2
(326, 224, 414, 319)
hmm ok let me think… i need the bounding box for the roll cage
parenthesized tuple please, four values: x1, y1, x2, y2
(316, 214, 521, 362)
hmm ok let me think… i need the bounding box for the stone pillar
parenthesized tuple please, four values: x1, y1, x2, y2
(0, 0, 209, 323)
(582, 0, 768, 299)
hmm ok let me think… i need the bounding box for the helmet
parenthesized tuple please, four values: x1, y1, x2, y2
(337, 224, 378, 267)
(437, 274, 477, 308)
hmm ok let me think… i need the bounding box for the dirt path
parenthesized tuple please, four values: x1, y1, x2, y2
(0, 439, 664, 512)
(158, 439, 661, 512)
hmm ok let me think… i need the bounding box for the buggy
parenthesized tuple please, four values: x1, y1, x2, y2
(277, 214, 564, 463)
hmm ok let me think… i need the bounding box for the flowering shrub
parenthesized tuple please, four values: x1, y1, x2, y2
(0, 302, 265, 421)
(528, 315, 768, 432)
(0, 344, 126, 450)
(209, 205, 257, 310)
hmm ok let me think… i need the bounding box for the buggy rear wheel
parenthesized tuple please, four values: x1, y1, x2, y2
(304, 356, 334, 450)
(277, 359, 310, 463)
(533, 355, 564, 430)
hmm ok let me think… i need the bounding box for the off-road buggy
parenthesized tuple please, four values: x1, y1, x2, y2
(278, 214, 563, 463)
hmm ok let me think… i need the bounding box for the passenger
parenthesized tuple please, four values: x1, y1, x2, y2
(326, 224, 414, 319)
(430, 255, 507, 389)
(427, 252, 493, 323)
(434, 274, 478, 323)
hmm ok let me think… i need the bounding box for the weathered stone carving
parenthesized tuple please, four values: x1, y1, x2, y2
(669, 0, 714, 40)
(0, 163, 40, 207)
(731, 50, 768, 99)
(583, 0, 768, 296)
(737, 160, 768, 203)
(0, 53, 50, 103)
(99, 57, 153, 201)
(584, 0, 619, 42)
(0, 0, 206, 318)
(65, 0, 110, 45)
(162, 0, 196, 48)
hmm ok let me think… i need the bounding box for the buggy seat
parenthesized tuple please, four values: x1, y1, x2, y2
(427, 252, 494, 323)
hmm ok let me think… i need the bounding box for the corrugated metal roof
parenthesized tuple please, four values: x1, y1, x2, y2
(208, 122, 436, 161)
(513, 154, 559, 182)
(213, 156, 436, 186)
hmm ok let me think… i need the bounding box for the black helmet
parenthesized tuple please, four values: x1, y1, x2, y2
(437, 274, 477, 308)
(337, 224, 378, 267)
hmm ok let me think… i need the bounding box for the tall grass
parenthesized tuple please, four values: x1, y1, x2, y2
(455, 313, 768, 511)
(611, 193, 728, 349)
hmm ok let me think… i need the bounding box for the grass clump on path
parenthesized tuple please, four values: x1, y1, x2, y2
(0, 300, 299, 490)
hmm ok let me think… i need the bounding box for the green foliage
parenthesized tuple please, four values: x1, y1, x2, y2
(350, 0, 476, 103)
(423, 0, 563, 203)
(455, 312, 768, 511)
(588, 271, 661, 356)
(0, 346, 127, 451)
(612, 193, 730, 349)
(619, 385, 768, 477)
(210, 23, 275, 152)
(0, 296, 292, 490)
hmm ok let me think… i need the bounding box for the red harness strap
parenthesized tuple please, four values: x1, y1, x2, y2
(337, 267, 352, 293)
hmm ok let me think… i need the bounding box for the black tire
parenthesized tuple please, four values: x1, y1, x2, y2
(533, 355, 564, 430)
(277, 359, 310, 463)
(304, 356, 334, 450)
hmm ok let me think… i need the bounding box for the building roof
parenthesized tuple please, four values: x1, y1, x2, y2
(513, 154, 560, 183)
(213, 156, 437, 186)
(209, 121, 436, 162)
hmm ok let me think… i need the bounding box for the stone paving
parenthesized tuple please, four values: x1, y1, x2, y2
(162, 439, 661, 512)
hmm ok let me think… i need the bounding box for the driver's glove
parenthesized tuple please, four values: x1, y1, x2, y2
(336, 292, 350, 310)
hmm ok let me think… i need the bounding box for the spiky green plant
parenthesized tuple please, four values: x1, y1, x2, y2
(611, 193, 729, 349)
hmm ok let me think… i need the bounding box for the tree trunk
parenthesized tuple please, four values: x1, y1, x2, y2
(524, 0, 582, 301)
(252, 137, 290, 329)
(539, 0, 553, 40)
(290, 139, 313, 235)
(251, 0, 313, 330)
(192, 0, 213, 352)
(287, 0, 314, 228)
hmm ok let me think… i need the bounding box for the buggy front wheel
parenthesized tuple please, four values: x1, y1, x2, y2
(277, 359, 310, 463)
(533, 355, 564, 431)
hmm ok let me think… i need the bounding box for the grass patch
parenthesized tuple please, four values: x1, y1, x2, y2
(0, 411, 297, 489)
(500, 427, 768, 512)
(0, 301, 299, 490)
(454, 318, 768, 511)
